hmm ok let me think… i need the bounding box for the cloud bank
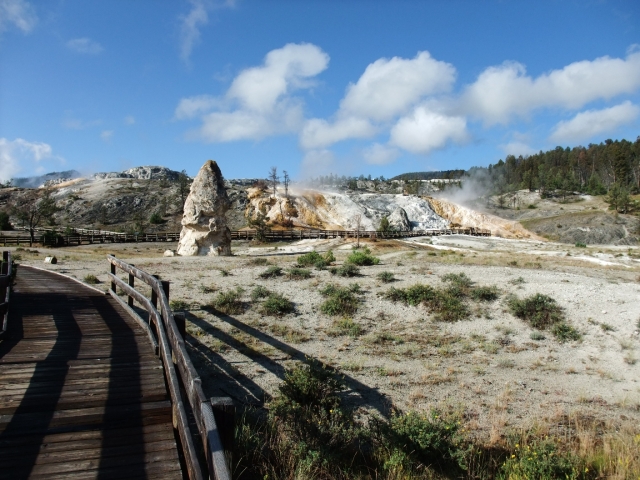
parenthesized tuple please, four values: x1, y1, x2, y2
(0, 138, 63, 182)
(175, 43, 640, 173)
(0, 0, 36, 34)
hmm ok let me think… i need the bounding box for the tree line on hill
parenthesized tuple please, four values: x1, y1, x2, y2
(471, 137, 640, 212)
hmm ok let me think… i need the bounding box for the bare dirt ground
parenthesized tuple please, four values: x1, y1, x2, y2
(13, 235, 640, 443)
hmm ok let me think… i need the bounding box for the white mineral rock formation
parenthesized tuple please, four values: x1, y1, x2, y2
(177, 160, 232, 256)
(388, 207, 412, 231)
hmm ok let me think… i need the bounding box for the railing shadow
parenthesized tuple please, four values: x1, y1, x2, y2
(188, 310, 393, 417)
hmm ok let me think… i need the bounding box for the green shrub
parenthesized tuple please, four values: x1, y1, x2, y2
(211, 288, 244, 315)
(199, 284, 217, 294)
(470, 285, 499, 301)
(346, 247, 380, 266)
(170, 299, 189, 311)
(329, 264, 360, 277)
(383, 283, 469, 321)
(149, 211, 164, 224)
(530, 331, 546, 341)
(508, 293, 565, 329)
(377, 271, 395, 283)
(251, 285, 271, 301)
(320, 284, 360, 316)
(324, 250, 336, 263)
(499, 439, 585, 480)
(218, 268, 231, 277)
(552, 322, 582, 342)
(575, 242, 587, 248)
(297, 251, 324, 267)
(442, 272, 474, 291)
(83, 274, 100, 284)
(330, 317, 363, 337)
(287, 267, 312, 280)
(261, 293, 294, 316)
(247, 257, 270, 266)
(259, 265, 283, 278)
(382, 409, 468, 472)
(527, 204, 537, 209)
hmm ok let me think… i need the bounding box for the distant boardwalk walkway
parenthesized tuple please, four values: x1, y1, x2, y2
(0, 267, 183, 479)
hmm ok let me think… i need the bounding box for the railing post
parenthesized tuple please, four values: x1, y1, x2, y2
(2, 251, 7, 275)
(110, 257, 116, 293)
(128, 265, 135, 307)
(174, 312, 186, 338)
(161, 280, 170, 301)
(150, 275, 159, 340)
(210, 397, 235, 472)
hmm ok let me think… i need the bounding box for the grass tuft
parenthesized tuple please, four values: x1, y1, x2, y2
(261, 293, 295, 316)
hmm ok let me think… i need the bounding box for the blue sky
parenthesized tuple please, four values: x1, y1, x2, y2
(1, 0, 639, 182)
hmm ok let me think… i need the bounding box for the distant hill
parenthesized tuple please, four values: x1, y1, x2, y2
(391, 170, 467, 181)
(12, 170, 82, 188)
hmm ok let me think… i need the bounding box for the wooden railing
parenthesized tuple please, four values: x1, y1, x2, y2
(107, 255, 232, 480)
(0, 226, 491, 247)
(0, 251, 13, 340)
(231, 227, 491, 241)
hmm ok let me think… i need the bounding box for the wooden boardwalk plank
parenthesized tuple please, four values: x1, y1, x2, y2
(0, 266, 183, 480)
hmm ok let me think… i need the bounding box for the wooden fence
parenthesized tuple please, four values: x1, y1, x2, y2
(0, 251, 12, 340)
(0, 226, 491, 247)
(107, 255, 232, 480)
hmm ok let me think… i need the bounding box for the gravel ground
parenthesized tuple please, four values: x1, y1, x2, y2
(13, 235, 640, 441)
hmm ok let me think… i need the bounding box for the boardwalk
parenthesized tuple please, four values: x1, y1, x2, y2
(0, 267, 183, 479)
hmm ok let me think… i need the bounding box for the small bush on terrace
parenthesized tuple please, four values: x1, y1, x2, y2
(509, 293, 581, 342)
(251, 285, 271, 301)
(287, 267, 312, 280)
(210, 288, 244, 315)
(330, 317, 364, 337)
(297, 250, 335, 269)
(508, 293, 564, 329)
(377, 271, 395, 283)
(329, 264, 360, 277)
(470, 285, 500, 301)
(320, 284, 361, 316)
(259, 265, 283, 279)
(261, 293, 294, 316)
(346, 247, 380, 266)
(169, 299, 189, 311)
(499, 438, 585, 479)
(83, 274, 99, 284)
(383, 283, 469, 322)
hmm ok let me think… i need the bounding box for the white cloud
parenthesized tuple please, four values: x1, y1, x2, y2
(300, 117, 376, 150)
(363, 143, 400, 165)
(178, 43, 329, 142)
(179, 0, 208, 62)
(500, 141, 536, 157)
(549, 101, 640, 144)
(299, 51, 456, 150)
(174, 95, 221, 120)
(462, 51, 640, 125)
(0, 0, 36, 34)
(340, 51, 456, 121)
(227, 43, 328, 112)
(0, 138, 62, 182)
(66, 37, 103, 54)
(390, 106, 467, 154)
(179, 0, 237, 63)
(100, 130, 114, 142)
(124, 115, 135, 125)
(197, 101, 303, 142)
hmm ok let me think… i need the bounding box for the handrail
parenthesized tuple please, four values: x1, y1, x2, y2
(0, 251, 13, 340)
(106, 255, 231, 480)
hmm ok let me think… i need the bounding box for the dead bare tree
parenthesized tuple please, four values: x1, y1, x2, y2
(11, 188, 59, 245)
(283, 170, 290, 198)
(268, 166, 279, 197)
(353, 213, 362, 248)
